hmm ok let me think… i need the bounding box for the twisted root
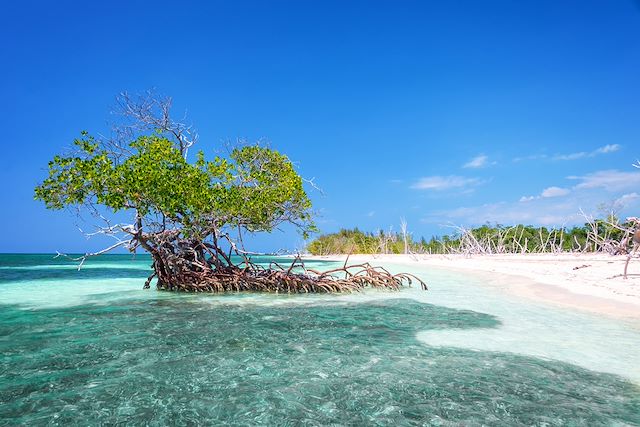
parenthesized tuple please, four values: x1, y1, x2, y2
(149, 255, 428, 293)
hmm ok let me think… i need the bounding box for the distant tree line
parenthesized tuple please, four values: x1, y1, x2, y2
(307, 216, 638, 256)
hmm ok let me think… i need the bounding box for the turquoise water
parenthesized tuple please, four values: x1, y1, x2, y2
(1, 254, 639, 425)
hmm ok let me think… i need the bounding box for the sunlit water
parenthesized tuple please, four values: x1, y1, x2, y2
(1, 254, 639, 425)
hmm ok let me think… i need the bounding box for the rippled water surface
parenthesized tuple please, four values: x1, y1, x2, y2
(1, 254, 639, 425)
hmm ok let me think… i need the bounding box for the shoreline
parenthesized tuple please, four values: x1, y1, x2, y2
(303, 253, 640, 321)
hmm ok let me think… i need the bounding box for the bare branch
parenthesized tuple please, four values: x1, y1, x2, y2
(56, 240, 131, 270)
(111, 90, 198, 158)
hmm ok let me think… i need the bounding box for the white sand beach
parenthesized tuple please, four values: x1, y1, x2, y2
(306, 253, 640, 321)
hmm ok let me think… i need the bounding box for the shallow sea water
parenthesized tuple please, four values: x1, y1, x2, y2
(1, 254, 639, 426)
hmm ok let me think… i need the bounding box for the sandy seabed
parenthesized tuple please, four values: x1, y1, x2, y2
(305, 253, 640, 321)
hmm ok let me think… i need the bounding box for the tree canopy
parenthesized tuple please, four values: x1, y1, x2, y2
(35, 132, 314, 240)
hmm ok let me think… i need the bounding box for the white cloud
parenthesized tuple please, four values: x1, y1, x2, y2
(568, 170, 640, 192)
(595, 144, 621, 154)
(411, 175, 482, 191)
(554, 144, 621, 161)
(463, 155, 492, 169)
(366, 211, 375, 217)
(519, 196, 536, 202)
(519, 186, 570, 202)
(541, 186, 570, 198)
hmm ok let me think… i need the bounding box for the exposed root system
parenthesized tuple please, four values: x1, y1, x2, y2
(145, 252, 427, 293)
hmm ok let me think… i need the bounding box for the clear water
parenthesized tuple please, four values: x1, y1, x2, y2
(1, 254, 639, 426)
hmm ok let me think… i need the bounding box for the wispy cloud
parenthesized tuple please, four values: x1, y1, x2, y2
(366, 211, 375, 217)
(424, 200, 579, 227)
(595, 144, 621, 154)
(425, 193, 640, 228)
(513, 154, 548, 162)
(462, 155, 493, 169)
(411, 175, 482, 191)
(513, 144, 621, 163)
(423, 169, 640, 229)
(614, 192, 640, 208)
(568, 169, 640, 192)
(553, 144, 621, 161)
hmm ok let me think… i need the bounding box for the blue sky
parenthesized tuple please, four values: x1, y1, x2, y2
(2, 0, 640, 253)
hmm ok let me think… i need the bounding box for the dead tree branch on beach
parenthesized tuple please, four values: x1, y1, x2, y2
(400, 218, 410, 255)
(578, 209, 633, 255)
(623, 217, 640, 279)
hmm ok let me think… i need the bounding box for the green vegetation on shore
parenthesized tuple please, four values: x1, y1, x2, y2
(307, 218, 635, 255)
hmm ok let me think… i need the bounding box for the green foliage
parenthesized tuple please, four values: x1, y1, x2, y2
(224, 146, 313, 234)
(35, 133, 315, 238)
(307, 220, 634, 255)
(307, 228, 406, 255)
